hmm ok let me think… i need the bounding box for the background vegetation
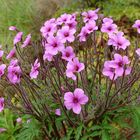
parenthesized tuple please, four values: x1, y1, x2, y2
(0, 0, 140, 45)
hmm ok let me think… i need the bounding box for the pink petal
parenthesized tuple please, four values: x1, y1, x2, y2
(115, 67, 124, 76)
(114, 53, 122, 62)
(64, 92, 73, 102)
(64, 101, 73, 110)
(72, 103, 81, 114)
(74, 88, 88, 105)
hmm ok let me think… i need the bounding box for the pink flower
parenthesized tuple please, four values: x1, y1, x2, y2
(133, 20, 140, 33)
(136, 48, 140, 57)
(78, 21, 98, 42)
(55, 109, 61, 116)
(6, 48, 16, 59)
(0, 50, 4, 60)
(111, 53, 131, 76)
(61, 46, 75, 61)
(9, 26, 17, 31)
(0, 97, 4, 112)
(64, 88, 88, 114)
(21, 34, 31, 48)
(0, 64, 6, 78)
(9, 59, 18, 66)
(108, 32, 130, 50)
(78, 27, 89, 42)
(101, 22, 117, 35)
(82, 9, 99, 23)
(102, 61, 118, 80)
(13, 32, 23, 45)
(40, 22, 57, 38)
(0, 128, 6, 133)
(57, 26, 76, 43)
(45, 36, 64, 55)
(103, 54, 131, 79)
(103, 17, 113, 24)
(44, 18, 56, 25)
(57, 13, 71, 25)
(71, 13, 77, 20)
(16, 118, 22, 124)
(7, 64, 22, 84)
(85, 21, 98, 33)
(43, 51, 53, 62)
(66, 57, 85, 80)
(30, 59, 40, 79)
(65, 18, 77, 30)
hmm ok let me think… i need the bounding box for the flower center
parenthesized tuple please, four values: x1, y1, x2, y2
(117, 42, 122, 46)
(108, 26, 112, 31)
(75, 65, 79, 71)
(87, 15, 91, 19)
(52, 42, 58, 48)
(88, 27, 93, 31)
(65, 52, 70, 57)
(118, 61, 124, 67)
(0, 70, 2, 75)
(47, 27, 51, 32)
(63, 18, 67, 22)
(0, 102, 3, 107)
(83, 31, 88, 37)
(68, 23, 73, 28)
(73, 97, 78, 103)
(110, 68, 114, 72)
(64, 32, 69, 37)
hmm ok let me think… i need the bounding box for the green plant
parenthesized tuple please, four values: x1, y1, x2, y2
(16, 118, 42, 140)
(1, 4, 140, 140)
(0, 109, 20, 140)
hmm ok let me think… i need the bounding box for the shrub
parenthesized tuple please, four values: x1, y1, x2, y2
(0, 9, 140, 139)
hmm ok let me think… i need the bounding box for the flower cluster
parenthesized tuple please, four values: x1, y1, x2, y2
(101, 17, 118, 35)
(108, 32, 130, 50)
(40, 12, 85, 84)
(78, 9, 99, 42)
(7, 59, 22, 84)
(103, 53, 131, 80)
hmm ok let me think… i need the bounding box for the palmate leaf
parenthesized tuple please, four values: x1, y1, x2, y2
(87, 125, 102, 131)
(101, 130, 111, 140)
(61, 128, 74, 140)
(130, 106, 140, 137)
(15, 118, 42, 140)
(0, 109, 20, 140)
(74, 124, 83, 140)
(81, 131, 102, 140)
(4, 109, 15, 131)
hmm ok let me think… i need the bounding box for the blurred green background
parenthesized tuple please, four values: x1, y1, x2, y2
(0, 0, 140, 45)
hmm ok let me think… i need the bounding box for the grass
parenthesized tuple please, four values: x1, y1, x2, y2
(0, 0, 37, 45)
(0, 0, 75, 46)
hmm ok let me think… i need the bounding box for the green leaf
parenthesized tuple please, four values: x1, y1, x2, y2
(101, 130, 111, 140)
(62, 128, 73, 140)
(75, 124, 83, 140)
(82, 131, 101, 139)
(16, 118, 42, 140)
(88, 125, 102, 131)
